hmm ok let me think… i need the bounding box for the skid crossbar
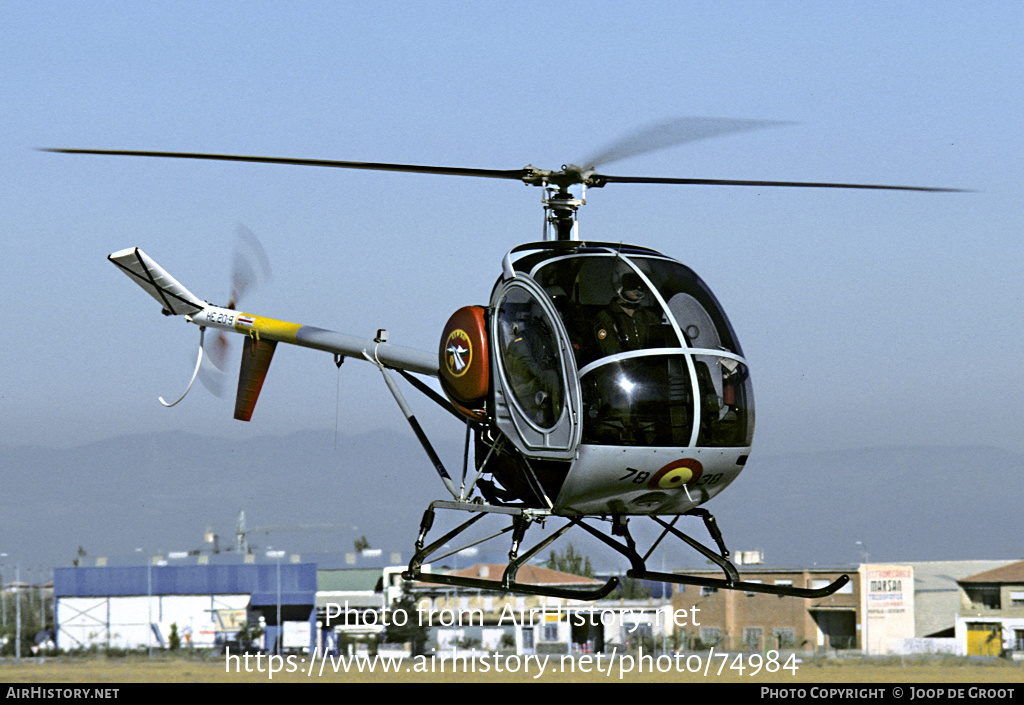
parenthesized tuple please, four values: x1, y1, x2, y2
(402, 502, 620, 600)
(401, 500, 849, 601)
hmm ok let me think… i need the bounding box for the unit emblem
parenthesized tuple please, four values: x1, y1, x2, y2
(444, 328, 473, 377)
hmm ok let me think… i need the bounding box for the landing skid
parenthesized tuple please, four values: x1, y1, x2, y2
(402, 501, 849, 600)
(402, 501, 621, 600)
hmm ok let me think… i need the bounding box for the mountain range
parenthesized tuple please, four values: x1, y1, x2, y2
(1, 430, 1020, 576)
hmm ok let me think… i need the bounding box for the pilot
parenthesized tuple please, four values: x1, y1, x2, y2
(594, 271, 660, 357)
(503, 305, 563, 426)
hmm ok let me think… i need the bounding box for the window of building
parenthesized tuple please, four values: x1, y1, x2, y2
(698, 628, 721, 648)
(1010, 591, 1024, 607)
(773, 628, 796, 649)
(1015, 630, 1024, 651)
(522, 627, 534, 649)
(772, 579, 793, 598)
(743, 627, 763, 650)
(967, 587, 1001, 609)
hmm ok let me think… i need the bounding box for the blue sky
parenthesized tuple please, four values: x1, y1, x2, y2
(2, 1, 1022, 461)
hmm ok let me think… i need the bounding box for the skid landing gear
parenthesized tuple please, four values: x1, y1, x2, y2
(402, 501, 849, 600)
(402, 501, 620, 600)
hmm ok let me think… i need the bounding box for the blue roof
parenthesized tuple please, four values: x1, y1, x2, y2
(54, 563, 317, 602)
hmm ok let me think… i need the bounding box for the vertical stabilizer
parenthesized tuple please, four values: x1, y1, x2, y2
(108, 248, 206, 316)
(234, 338, 277, 421)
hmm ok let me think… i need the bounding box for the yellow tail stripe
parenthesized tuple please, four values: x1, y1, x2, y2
(234, 314, 302, 343)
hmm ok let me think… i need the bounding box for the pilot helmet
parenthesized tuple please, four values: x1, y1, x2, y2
(615, 271, 647, 305)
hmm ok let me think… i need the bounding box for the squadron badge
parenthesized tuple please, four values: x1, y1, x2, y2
(444, 328, 473, 377)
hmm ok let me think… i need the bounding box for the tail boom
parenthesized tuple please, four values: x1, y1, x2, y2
(111, 247, 439, 421)
(189, 307, 438, 377)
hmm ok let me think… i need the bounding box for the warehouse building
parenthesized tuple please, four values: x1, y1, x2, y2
(668, 559, 1019, 655)
(51, 549, 1022, 658)
(53, 557, 317, 653)
(954, 559, 1024, 657)
(669, 565, 860, 653)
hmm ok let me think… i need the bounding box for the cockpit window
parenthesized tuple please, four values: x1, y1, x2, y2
(495, 285, 566, 429)
(580, 354, 753, 448)
(581, 355, 694, 447)
(530, 252, 742, 367)
(638, 257, 741, 355)
(692, 354, 754, 447)
(508, 247, 753, 449)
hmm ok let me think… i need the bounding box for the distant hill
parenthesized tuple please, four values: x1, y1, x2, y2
(2, 433, 1020, 573)
(0, 429, 454, 571)
(709, 445, 1024, 567)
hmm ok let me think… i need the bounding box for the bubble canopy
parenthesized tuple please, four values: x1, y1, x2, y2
(492, 243, 753, 451)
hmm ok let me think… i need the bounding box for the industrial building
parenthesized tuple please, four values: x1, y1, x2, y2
(53, 557, 317, 653)
(954, 559, 1024, 657)
(667, 559, 1020, 656)
(669, 565, 859, 652)
(47, 550, 1022, 658)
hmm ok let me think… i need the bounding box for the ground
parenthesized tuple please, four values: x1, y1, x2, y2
(2, 653, 1023, 684)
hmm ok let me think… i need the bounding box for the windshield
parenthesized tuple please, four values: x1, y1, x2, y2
(530, 252, 742, 368)
(522, 249, 752, 448)
(580, 354, 753, 448)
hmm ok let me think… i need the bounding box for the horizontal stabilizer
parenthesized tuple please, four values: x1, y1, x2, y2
(108, 248, 206, 316)
(235, 338, 277, 422)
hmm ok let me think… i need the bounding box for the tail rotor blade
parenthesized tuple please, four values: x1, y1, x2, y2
(198, 351, 228, 398)
(203, 226, 272, 399)
(230, 224, 272, 309)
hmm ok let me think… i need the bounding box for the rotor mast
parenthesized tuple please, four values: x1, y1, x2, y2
(529, 164, 598, 242)
(542, 186, 584, 241)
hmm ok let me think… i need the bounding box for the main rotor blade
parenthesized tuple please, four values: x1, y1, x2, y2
(44, 147, 966, 193)
(41, 148, 530, 181)
(580, 117, 789, 170)
(594, 173, 966, 192)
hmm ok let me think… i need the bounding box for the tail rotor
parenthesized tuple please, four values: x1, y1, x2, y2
(199, 225, 273, 397)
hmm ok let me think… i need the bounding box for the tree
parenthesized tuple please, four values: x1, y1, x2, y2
(545, 543, 594, 577)
(617, 574, 651, 599)
(235, 622, 264, 653)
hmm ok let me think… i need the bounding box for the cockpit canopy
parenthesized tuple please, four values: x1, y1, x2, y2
(491, 244, 753, 454)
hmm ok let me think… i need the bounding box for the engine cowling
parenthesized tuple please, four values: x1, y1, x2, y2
(438, 305, 490, 420)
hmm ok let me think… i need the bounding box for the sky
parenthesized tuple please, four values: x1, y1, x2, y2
(2, 3, 1023, 566)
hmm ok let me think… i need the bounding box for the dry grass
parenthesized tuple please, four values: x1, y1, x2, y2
(2, 653, 1024, 684)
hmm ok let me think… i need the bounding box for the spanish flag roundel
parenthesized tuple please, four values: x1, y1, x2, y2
(647, 458, 703, 490)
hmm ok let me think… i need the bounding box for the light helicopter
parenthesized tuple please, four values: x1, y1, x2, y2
(47, 118, 962, 600)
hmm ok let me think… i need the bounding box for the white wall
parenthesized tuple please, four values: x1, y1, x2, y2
(56, 594, 249, 650)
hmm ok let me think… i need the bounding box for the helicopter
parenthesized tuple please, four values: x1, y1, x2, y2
(48, 118, 961, 601)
